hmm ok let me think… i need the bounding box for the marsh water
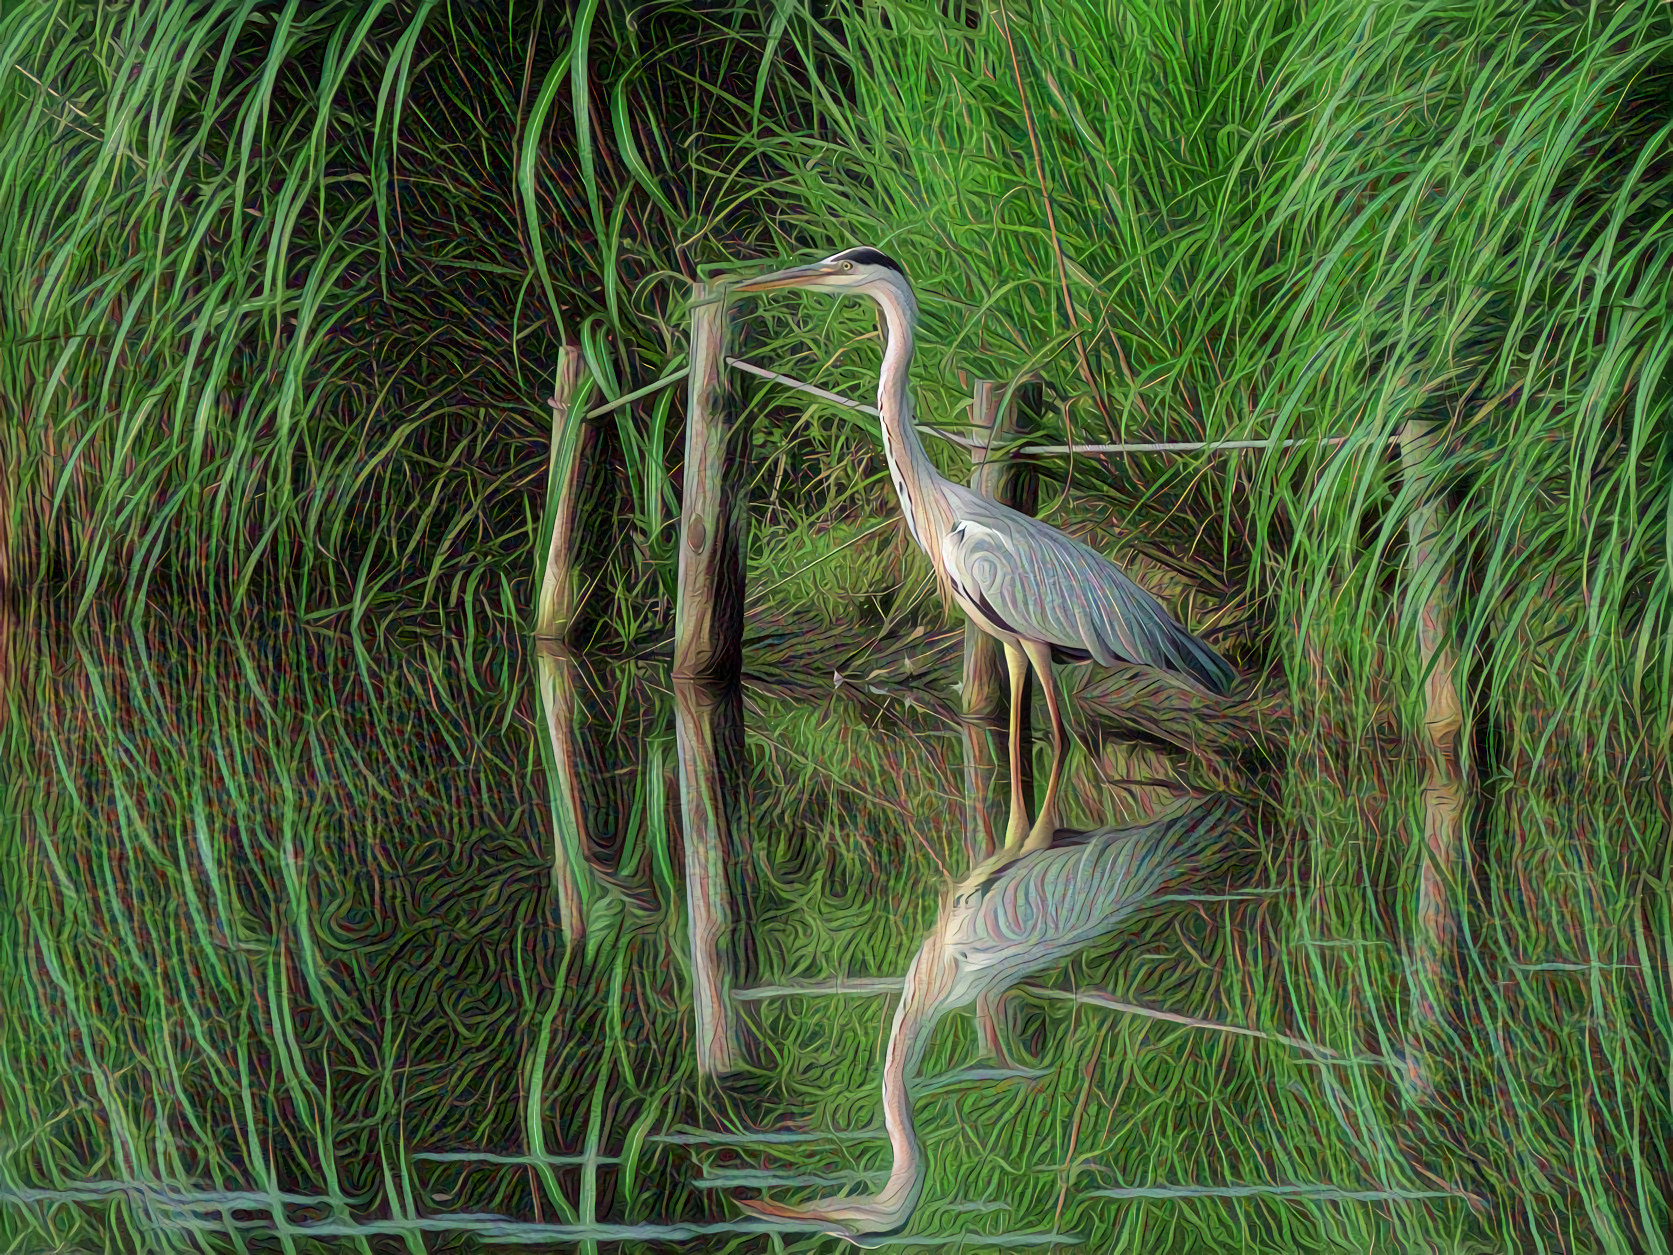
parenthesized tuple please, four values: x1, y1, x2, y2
(0, 602, 1619, 1252)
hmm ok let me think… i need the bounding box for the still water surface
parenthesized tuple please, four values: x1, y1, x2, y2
(1, 604, 1497, 1251)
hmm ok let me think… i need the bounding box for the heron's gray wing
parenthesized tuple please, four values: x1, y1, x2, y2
(945, 795, 1244, 980)
(940, 487, 1235, 694)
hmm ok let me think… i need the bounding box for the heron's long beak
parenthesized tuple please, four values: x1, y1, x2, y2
(733, 262, 837, 292)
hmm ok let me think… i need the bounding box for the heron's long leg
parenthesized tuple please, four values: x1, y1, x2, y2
(1002, 640, 1031, 850)
(1020, 639, 1064, 851)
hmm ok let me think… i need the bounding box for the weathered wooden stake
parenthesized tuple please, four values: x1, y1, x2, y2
(535, 345, 594, 640)
(673, 677, 750, 1077)
(674, 283, 749, 680)
(960, 717, 999, 866)
(961, 379, 1039, 717)
(1399, 417, 1469, 1101)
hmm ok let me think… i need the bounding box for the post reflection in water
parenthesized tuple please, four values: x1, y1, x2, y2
(672, 676, 752, 1078)
(533, 644, 659, 942)
(738, 778, 1246, 1243)
(533, 643, 594, 944)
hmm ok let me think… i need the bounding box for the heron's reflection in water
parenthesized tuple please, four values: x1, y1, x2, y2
(737, 790, 1246, 1242)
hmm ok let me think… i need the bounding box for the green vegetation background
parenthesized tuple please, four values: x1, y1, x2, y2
(2, 0, 1671, 1250)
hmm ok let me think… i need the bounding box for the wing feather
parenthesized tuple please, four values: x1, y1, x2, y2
(945, 794, 1243, 977)
(940, 487, 1235, 693)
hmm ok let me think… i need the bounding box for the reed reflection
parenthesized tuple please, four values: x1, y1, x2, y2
(738, 787, 1245, 1241)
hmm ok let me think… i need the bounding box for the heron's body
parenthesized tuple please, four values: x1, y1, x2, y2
(738, 794, 1243, 1241)
(938, 487, 1233, 682)
(737, 249, 1235, 847)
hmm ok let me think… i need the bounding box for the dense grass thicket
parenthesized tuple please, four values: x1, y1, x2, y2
(4, 0, 1673, 1250)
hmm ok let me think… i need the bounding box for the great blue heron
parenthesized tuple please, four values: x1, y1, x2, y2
(736, 250, 1236, 849)
(735, 792, 1243, 1242)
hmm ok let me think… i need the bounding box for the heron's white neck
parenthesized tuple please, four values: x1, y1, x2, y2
(873, 926, 958, 1213)
(870, 280, 953, 563)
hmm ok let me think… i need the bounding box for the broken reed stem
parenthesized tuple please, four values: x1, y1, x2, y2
(674, 284, 748, 680)
(535, 345, 591, 640)
(1399, 417, 1469, 1101)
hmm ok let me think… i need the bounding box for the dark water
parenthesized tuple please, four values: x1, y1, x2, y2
(0, 603, 1497, 1252)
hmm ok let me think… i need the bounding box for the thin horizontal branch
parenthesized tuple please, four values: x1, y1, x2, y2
(724, 356, 1363, 457)
(1084, 1182, 1462, 1202)
(732, 976, 903, 999)
(730, 978, 1382, 1067)
(1019, 435, 1370, 455)
(554, 365, 690, 419)
(692, 1170, 886, 1190)
(727, 355, 882, 417)
(563, 352, 1370, 458)
(411, 1151, 621, 1165)
(576, 352, 1378, 457)
(649, 1128, 881, 1145)
(1025, 987, 1368, 1065)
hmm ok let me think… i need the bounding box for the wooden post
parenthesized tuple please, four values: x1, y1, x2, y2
(1399, 418, 1468, 1101)
(674, 283, 749, 680)
(960, 717, 999, 865)
(535, 345, 593, 640)
(672, 677, 750, 1076)
(961, 379, 1039, 717)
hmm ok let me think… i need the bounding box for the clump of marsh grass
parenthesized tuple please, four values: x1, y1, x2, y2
(0, 2, 817, 638)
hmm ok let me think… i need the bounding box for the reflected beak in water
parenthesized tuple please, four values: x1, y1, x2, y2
(737, 1195, 840, 1224)
(736, 1194, 909, 1247)
(736, 1195, 861, 1240)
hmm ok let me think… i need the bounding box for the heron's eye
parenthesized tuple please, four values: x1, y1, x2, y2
(841, 260, 853, 272)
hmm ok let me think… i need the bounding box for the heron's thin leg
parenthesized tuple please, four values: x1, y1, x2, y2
(1020, 639, 1064, 850)
(1002, 640, 1031, 850)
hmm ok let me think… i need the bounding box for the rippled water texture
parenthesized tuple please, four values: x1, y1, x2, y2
(0, 601, 1644, 1251)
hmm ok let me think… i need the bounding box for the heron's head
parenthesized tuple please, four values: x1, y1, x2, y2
(735, 247, 911, 301)
(737, 1192, 911, 1247)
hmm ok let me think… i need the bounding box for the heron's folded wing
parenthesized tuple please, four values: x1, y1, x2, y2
(943, 795, 1244, 967)
(942, 489, 1235, 692)
(941, 503, 1171, 669)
